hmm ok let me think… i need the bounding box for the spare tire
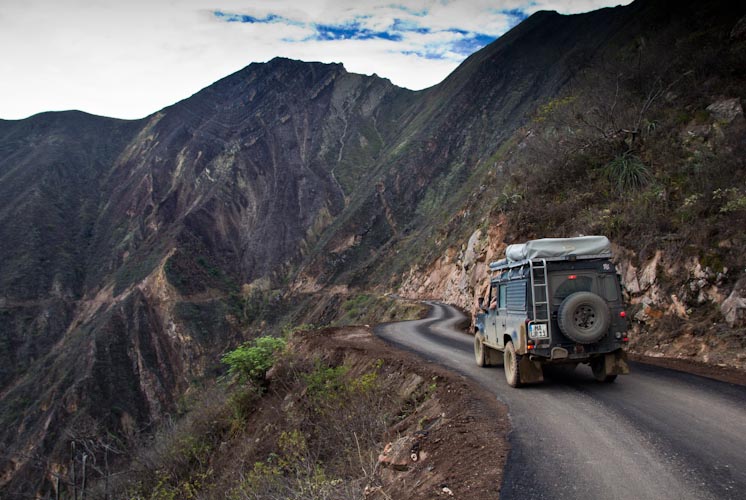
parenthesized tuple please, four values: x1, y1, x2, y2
(557, 292, 610, 344)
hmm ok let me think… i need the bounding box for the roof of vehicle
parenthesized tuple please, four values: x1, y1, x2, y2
(490, 236, 612, 271)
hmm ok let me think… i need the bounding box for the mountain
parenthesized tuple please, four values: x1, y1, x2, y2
(0, 59, 413, 494)
(1, 0, 745, 495)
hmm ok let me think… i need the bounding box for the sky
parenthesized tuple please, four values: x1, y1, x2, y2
(0, 1, 632, 120)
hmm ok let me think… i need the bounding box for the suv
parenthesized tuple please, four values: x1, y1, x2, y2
(474, 236, 630, 387)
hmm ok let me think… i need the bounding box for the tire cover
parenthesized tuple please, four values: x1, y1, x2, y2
(557, 291, 611, 344)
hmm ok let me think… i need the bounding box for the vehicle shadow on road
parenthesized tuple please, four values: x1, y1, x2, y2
(536, 365, 622, 391)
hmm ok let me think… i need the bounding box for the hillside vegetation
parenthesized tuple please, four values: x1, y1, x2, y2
(396, 0, 746, 368)
(81, 327, 506, 499)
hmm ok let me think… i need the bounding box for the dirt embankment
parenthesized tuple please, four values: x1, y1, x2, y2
(117, 327, 509, 500)
(286, 327, 510, 499)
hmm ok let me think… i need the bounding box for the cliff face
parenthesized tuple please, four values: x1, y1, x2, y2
(2, 0, 745, 495)
(0, 59, 413, 494)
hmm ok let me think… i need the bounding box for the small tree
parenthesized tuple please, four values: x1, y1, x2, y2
(222, 336, 287, 385)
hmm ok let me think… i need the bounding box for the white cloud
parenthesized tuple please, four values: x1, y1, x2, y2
(0, 0, 632, 120)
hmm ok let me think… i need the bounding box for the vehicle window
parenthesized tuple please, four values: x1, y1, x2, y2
(599, 275, 619, 301)
(554, 275, 593, 301)
(498, 284, 507, 309)
(506, 281, 527, 311)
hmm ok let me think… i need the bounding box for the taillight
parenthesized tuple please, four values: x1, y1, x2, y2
(619, 311, 627, 318)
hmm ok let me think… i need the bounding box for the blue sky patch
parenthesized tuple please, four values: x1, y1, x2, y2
(450, 33, 497, 56)
(500, 8, 530, 27)
(214, 9, 501, 60)
(313, 22, 404, 42)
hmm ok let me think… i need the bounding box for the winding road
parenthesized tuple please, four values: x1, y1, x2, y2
(375, 302, 746, 500)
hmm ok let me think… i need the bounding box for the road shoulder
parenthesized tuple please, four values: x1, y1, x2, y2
(302, 326, 510, 499)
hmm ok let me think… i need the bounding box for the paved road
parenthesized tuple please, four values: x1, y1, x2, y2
(375, 302, 746, 500)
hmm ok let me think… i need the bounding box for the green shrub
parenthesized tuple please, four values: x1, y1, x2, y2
(222, 336, 287, 384)
(281, 323, 316, 340)
(304, 362, 349, 405)
(603, 153, 650, 192)
(713, 187, 746, 214)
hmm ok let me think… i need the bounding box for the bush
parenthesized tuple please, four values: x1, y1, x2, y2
(222, 336, 287, 384)
(603, 152, 650, 192)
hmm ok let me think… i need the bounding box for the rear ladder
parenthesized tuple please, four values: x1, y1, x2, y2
(529, 260, 551, 335)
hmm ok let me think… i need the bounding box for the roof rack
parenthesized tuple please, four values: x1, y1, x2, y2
(489, 253, 612, 272)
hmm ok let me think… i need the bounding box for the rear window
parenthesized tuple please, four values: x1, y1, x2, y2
(553, 275, 593, 302)
(550, 272, 620, 303)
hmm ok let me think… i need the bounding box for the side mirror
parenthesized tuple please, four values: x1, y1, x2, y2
(478, 297, 487, 312)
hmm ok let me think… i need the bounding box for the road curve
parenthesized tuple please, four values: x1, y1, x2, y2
(375, 302, 746, 500)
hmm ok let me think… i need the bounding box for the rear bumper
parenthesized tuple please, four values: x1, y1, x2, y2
(529, 346, 629, 368)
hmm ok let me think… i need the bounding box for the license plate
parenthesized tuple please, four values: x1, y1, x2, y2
(530, 323, 548, 338)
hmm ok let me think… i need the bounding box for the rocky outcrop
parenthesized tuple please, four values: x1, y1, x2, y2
(400, 224, 746, 371)
(722, 278, 746, 328)
(399, 220, 507, 318)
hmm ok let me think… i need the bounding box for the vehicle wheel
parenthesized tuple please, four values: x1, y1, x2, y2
(504, 341, 522, 388)
(558, 292, 611, 344)
(591, 358, 617, 383)
(474, 334, 486, 367)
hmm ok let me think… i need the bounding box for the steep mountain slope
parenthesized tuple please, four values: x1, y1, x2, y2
(0, 60, 413, 495)
(396, 0, 746, 363)
(1, 0, 745, 496)
(292, 0, 746, 297)
(290, 5, 640, 289)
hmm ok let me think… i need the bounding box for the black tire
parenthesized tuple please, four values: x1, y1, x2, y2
(557, 292, 611, 344)
(504, 341, 522, 388)
(591, 358, 617, 383)
(474, 334, 486, 367)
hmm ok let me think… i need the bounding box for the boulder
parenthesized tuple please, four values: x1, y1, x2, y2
(378, 437, 415, 471)
(706, 98, 743, 124)
(721, 278, 746, 327)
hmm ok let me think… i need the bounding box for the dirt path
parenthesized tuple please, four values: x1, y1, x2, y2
(376, 302, 746, 500)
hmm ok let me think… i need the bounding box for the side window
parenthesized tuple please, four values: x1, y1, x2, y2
(506, 281, 527, 311)
(498, 284, 507, 309)
(599, 275, 619, 301)
(489, 285, 498, 310)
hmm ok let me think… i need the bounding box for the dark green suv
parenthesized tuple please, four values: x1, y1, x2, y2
(474, 236, 630, 387)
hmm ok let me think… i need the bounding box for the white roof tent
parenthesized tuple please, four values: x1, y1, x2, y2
(489, 236, 612, 271)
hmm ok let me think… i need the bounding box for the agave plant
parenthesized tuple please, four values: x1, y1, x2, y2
(604, 152, 650, 192)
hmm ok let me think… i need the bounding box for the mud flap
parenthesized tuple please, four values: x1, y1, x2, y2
(519, 357, 544, 384)
(604, 350, 630, 376)
(484, 345, 502, 365)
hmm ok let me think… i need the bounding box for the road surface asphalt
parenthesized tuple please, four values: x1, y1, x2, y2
(375, 302, 746, 500)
